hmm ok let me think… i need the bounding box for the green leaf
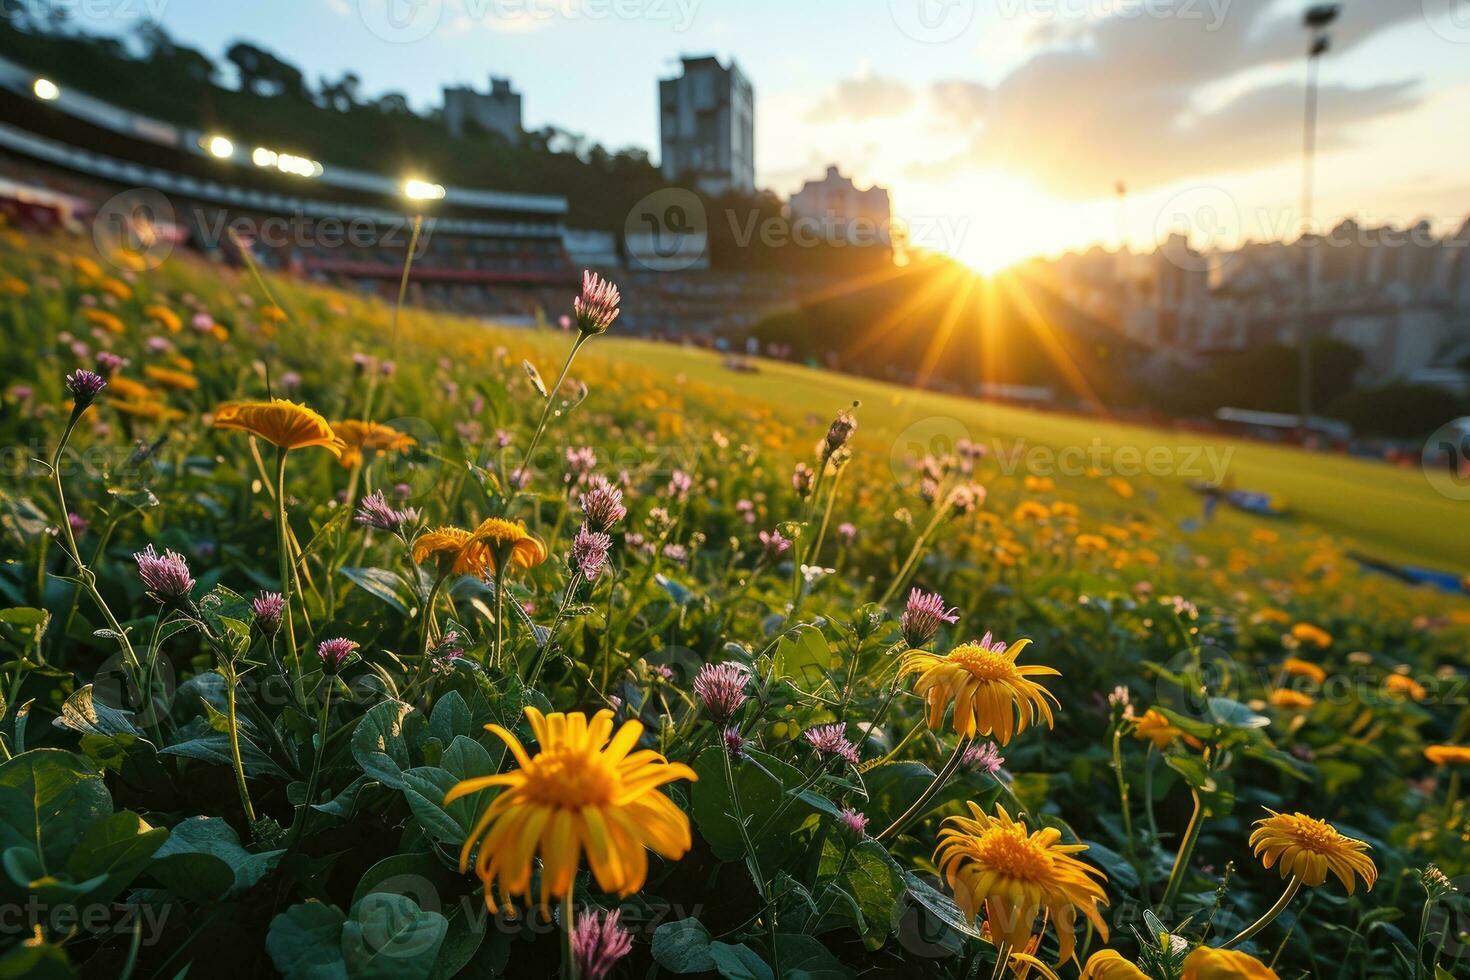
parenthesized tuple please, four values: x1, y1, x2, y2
(53, 685, 147, 741)
(651, 918, 716, 973)
(351, 699, 419, 790)
(159, 728, 285, 779)
(691, 748, 811, 864)
(64, 810, 169, 905)
(351, 852, 485, 980)
(0, 937, 73, 979)
(150, 816, 283, 899)
(341, 567, 414, 615)
(709, 941, 774, 980)
(898, 870, 985, 940)
(400, 767, 464, 845)
(427, 691, 472, 746)
(821, 840, 905, 950)
(341, 893, 448, 980)
(772, 934, 851, 979)
(773, 626, 835, 693)
(266, 901, 348, 980)
(1207, 697, 1270, 730)
(0, 749, 112, 868)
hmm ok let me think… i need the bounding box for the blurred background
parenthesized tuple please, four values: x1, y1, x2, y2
(3, 0, 1470, 450)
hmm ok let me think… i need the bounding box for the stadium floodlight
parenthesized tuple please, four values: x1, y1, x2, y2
(253, 147, 323, 178)
(204, 135, 235, 159)
(32, 77, 60, 101)
(403, 178, 446, 201)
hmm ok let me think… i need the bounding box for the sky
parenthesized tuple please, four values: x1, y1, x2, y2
(73, 0, 1470, 271)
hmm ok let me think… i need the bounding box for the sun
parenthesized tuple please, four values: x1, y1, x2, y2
(899, 170, 1065, 275)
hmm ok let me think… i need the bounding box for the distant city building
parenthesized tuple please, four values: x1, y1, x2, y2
(788, 165, 891, 246)
(659, 56, 755, 196)
(443, 77, 522, 143)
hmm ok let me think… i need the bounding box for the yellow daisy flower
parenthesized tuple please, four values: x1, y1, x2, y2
(333, 419, 417, 470)
(144, 305, 182, 333)
(899, 636, 1059, 744)
(1270, 689, 1316, 711)
(143, 365, 200, 391)
(1182, 946, 1280, 979)
(1290, 623, 1332, 649)
(1280, 658, 1326, 683)
(1249, 810, 1376, 893)
(463, 516, 548, 578)
(934, 803, 1108, 964)
(1424, 745, 1470, 767)
(445, 707, 696, 911)
(412, 527, 478, 575)
(1080, 950, 1148, 980)
(1133, 708, 1201, 751)
(212, 399, 344, 456)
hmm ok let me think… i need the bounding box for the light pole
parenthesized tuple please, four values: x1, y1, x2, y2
(1297, 3, 1340, 440)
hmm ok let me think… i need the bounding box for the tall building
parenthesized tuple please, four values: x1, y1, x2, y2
(659, 56, 755, 195)
(443, 77, 522, 143)
(788, 165, 891, 245)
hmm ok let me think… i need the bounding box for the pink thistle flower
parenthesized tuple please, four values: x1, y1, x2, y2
(758, 529, 790, 563)
(824, 409, 857, 457)
(354, 490, 408, 532)
(693, 662, 749, 723)
(95, 351, 127, 376)
(65, 368, 107, 406)
(572, 270, 621, 337)
(569, 908, 633, 980)
(252, 592, 285, 633)
(723, 725, 746, 757)
(570, 523, 613, 581)
(792, 462, 815, 498)
(837, 522, 857, 543)
(579, 476, 626, 531)
(900, 588, 959, 648)
(429, 630, 464, 674)
(804, 723, 860, 766)
(961, 742, 1007, 779)
(132, 544, 195, 601)
(666, 469, 692, 501)
(565, 446, 598, 479)
(837, 808, 869, 839)
(317, 637, 359, 671)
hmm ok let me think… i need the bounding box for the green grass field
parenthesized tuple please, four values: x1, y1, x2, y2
(592, 338, 1470, 576)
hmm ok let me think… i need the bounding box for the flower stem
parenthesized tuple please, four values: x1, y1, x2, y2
(273, 448, 300, 690)
(287, 681, 332, 850)
(723, 746, 779, 980)
(561, 886, 578, 980)
(877, 735, 973, 842)
(1112, 727, 1139, 870)
(519, 334, 589, 483)
(1224, 876, 1303, 949)
(877, 499, 951, 607)
(1160, 788, 1206, 914)
(223, 663, 258, 825)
